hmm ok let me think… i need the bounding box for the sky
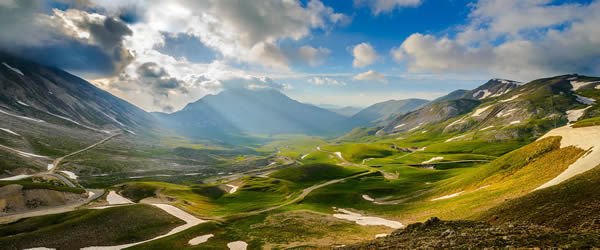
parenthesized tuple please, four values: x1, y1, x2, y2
(0, 0, 599, 112)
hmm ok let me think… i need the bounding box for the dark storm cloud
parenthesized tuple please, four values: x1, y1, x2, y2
(136, 62, 188, 96)
(0, 1, 133, 78)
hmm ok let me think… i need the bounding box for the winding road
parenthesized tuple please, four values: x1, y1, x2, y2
(49, 132, 122, 173)
(0, 132, 121, 222)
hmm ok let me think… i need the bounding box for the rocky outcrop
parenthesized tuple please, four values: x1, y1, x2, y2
(0, 184, 86, 214)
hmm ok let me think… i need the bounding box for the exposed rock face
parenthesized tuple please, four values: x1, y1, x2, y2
(378, 99, 480, 135)
(0, 184, 86, 214)
(462, 79, 521, 100)
(342, 218, 600, 249)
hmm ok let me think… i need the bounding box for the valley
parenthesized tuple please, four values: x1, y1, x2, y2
(2, 54, 600, 249)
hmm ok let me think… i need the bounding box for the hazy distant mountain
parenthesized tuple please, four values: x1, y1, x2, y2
(316, 104, 362, 117)
(347, 98, 429, 127)
(0, 52, 154, 134)
(158, 88, 350, 138)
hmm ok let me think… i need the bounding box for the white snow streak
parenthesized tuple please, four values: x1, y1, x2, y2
(422, 156, 444, 164)
(0, 128, 20, 136)
(2, 62, 24, 76)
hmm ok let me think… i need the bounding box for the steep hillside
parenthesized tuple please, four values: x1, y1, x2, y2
(462, 78, 521, 100)
(348, 98, 428, 127)
(479, 164, 600, 232)
(158, 88, 350, 138)
(416, 89, 469, 109)
(0, 52, 155, 134)
(378, 99, 481, 135)
(377, 75, 599, 141)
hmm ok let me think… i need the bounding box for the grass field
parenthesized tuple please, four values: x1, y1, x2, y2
(269, 163, 367, 186)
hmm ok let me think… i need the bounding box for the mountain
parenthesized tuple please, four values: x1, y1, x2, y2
(377, 98, 481, 135)
(376, 75, 600, 140)
(157, 88, 350, 138)
(429, 89, 469, 105)
(461, 78, 521, 100)
(318, 105, 362, 117)
(0, 53, 161, 176)
(347, 98, 428, 127)
(0, 52, 155, 134)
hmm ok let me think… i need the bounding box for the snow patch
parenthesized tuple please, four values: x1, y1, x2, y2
(227, 241, 248, 250)
(106, 190, 133, 205)
(0, 144, 48, 158)
(189, 234, 214, 246)
(301, 153, 310, 159)
(333, 208, 404, 229)
(17, 100, 30, 106)
(0, 128, 20, 136)
(510, 120, 521, 125)
(570, 81, 600, 91)
(60, 170, 78, 180)
(431, 191, 464, 201)
(445, 134, 467, 142)
(45, 111, 111, 134)
(394, 123, 405, 129)
(2, 62, 24, 76)
(567, 107, 591, 123)
(471, 106, 492, 117)
(500, 94, 521, 103)
(362, 194, 374, 201)
(47, 164, 54, 170)
(473, 89, 492, 99)
(536, 125, 600, 190)
(497, 108, 518, 118)
(375, 234, 388, 238)
(574, 94, 596, 105)
(0, 174, 32, 181)
(480, 126, 495, 131)
(83, 204, 207, 250)
(333, 152, 345, 161)
(445, 117, 466, 129)
(422, 156, 443, 164)
(0, 109, 45, 123)
(226, 184, 239, 193)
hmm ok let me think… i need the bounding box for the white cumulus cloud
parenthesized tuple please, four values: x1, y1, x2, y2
(353, 70, 387, 83)
(297, 46, 331, 66)
(308, 77, 347, 86)
(391, 0, 600, 81)
(352, 42, 378, 68)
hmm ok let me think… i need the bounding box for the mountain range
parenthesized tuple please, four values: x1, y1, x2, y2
(2, 53, 600, 249)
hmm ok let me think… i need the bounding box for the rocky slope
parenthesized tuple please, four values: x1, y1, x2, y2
(377, 75, 600, 141)
(461, 78, 521, 100)
(377, 99, 480, 135)
(0, 52, 155, 134)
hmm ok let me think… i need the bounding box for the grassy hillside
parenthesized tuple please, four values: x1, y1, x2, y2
(0, 204, 183, 250)
(269, 163, 367, 185)
(478, 164, 600, 232)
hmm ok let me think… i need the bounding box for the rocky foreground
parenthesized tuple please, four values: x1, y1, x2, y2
(343, 217, 600, 249)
